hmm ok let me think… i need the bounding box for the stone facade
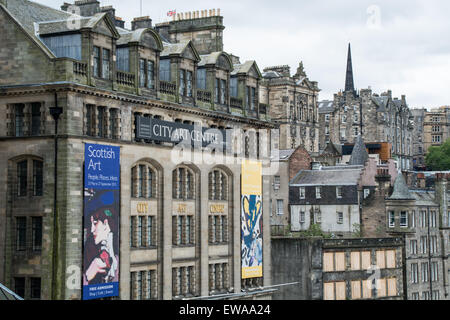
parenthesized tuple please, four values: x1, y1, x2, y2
(260, 63, 320, 153)
(0, 0, 274, 300)
(423, 106, 450, 158)
(411, 108, 426, 170)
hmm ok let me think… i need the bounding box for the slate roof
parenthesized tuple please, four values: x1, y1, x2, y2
(411, 190, 437, 206)
(290, 169, 362, 186)
(161, 40, 189, 56)
(262, 70, 282, 79)
(372, 96, 389, 112)
(231, 60, 261, 78)
(318, 100, 335, 114)
(349, 135, 369, 166)
(388, 174, 415, 200)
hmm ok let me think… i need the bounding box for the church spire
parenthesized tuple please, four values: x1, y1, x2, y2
(345, 43, 356, 95)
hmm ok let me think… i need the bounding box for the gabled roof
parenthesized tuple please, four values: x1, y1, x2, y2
(161, 40, 201, 62)
(0, 283, 23, 300)
(231, 60, 262, 78)
(38, 12, 120, 39)
(349, 135, 369, 166)
(389, 174, 414, 200)
(270, 149, 295, 161)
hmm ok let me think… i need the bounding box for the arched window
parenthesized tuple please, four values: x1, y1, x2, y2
(131, 163, 157, 199)
(172, 166, 195, 200)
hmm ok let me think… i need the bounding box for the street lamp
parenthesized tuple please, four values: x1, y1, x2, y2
(50, 93, 63, 300)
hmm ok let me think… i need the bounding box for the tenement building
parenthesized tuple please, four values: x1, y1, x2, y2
(423, 106, 450, 156)
(318, 44, 414, 170)
(0, 0, 276, 300)
(411, 108, 426, 170)
(260, 63, 320, 153)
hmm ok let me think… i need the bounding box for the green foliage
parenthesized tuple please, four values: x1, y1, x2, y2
(425, 138, 450, 171)
(352, 223, 361, 238)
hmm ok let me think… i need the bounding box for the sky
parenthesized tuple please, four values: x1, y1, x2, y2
(34, 0, 450, 109)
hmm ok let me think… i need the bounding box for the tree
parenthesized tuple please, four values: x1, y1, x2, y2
(425, 138, 450, 171)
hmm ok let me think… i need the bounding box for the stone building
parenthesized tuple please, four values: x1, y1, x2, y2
(260, 63, 320, 153)
(384, 174, 450, 300)
(411, 108, 426, 170)
(318, 44, 414, 170)
(0, 0, 275, 300)
(289, 136, 398, 238)
(423, 106, 450, 157)
(271, 237, 405, 300)
(269, 147, 312, 236)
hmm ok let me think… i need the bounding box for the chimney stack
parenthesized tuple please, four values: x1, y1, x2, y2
(132, 16, 152, 30)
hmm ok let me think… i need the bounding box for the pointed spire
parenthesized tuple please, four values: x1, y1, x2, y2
(345, 43, 356, 95)
(389, 174, 414, 200)
(349, 135, 368, 166)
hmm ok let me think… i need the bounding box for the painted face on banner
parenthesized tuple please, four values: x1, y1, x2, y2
(91, 216, 110, 245)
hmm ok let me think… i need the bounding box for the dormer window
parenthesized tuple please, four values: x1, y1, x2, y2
(179, 69, 193, 97)
(159, 60, 171, 81)
(93, 46, 111, 79)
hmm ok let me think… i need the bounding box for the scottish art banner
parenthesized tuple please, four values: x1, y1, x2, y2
(83, 143, 120, 300)
(241, 160, 263, 279)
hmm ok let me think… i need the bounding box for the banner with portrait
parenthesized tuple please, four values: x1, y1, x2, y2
(82, 143, 120, 300)
(241, 160, 263, 279)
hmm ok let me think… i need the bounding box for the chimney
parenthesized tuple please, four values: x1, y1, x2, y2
(67, 0, 101, 17)
(132, 16, 152, 30)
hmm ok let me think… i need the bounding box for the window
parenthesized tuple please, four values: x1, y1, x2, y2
(102, 48, 110, 80)
(30, 278, 41, 300)
(14, 278, 25, 299)
(432, 290, 440, 300)
(420, 210, 427, 227)
(172, 266, 195, 297)
(353, 126, 359, 137)
(31, 103, 41, 136)
(315, 210, 322, 224)
(337, 212, 343, 224)
(131, 270, 157, 300)
(299, 187, 305, 199)
(400, 211, 408, 228)
(341, 115, 347, 123)
(174, 215, 195, 246)
(139, 59, 146, 87)
(432, 135, 442, 143)
(421, 262, 429, 282)
(411, 210, 416, 228)
(220, 79, 226, 104)
(42, 34, 82, 60)
(411, 292, 420, 300)
(276, 200, 284, 215)
(336, 186, 342, 199)
(340, 128, 346, 140)
(300, 211, 305, 224)
(16, 217, 27, 251)
(273, 176, 280, 190)
(173, 167, 195, 200)
(131, 164, 157, 199)
(97, 106, 105, 138)
(410, 240, 417, 255)
(325, 114, 330, 122)
(422, 291, 430, 300)
(209, 263, 229, 293)
(186, 71, 193, 97)
(364, 188, 370, 199)
(430, 211, 437, 228)
(17, 160, 28, 197)
(209, 170, 227, 201)
(420, 236, 428, 254)
(116, 47, 130, 72)
(196, 69, 206, 90)
(388, 211, 395, 228)
(159, 59, 171, 81)
(430, 236, 438, 254)
(411, 263, 418, 284)
(93, 46, 100, 77)
(147, 61, 155, 89)
(179, 69, 185, 96)
(32, 217, 42, 251)
(431, 262, 439, 282)
(229, 77, 238, 97)
(316, 186, 321, 199)
(32, 160, 43, 196)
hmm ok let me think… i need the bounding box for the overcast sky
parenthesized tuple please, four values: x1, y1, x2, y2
(35, 0, 450, 109)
